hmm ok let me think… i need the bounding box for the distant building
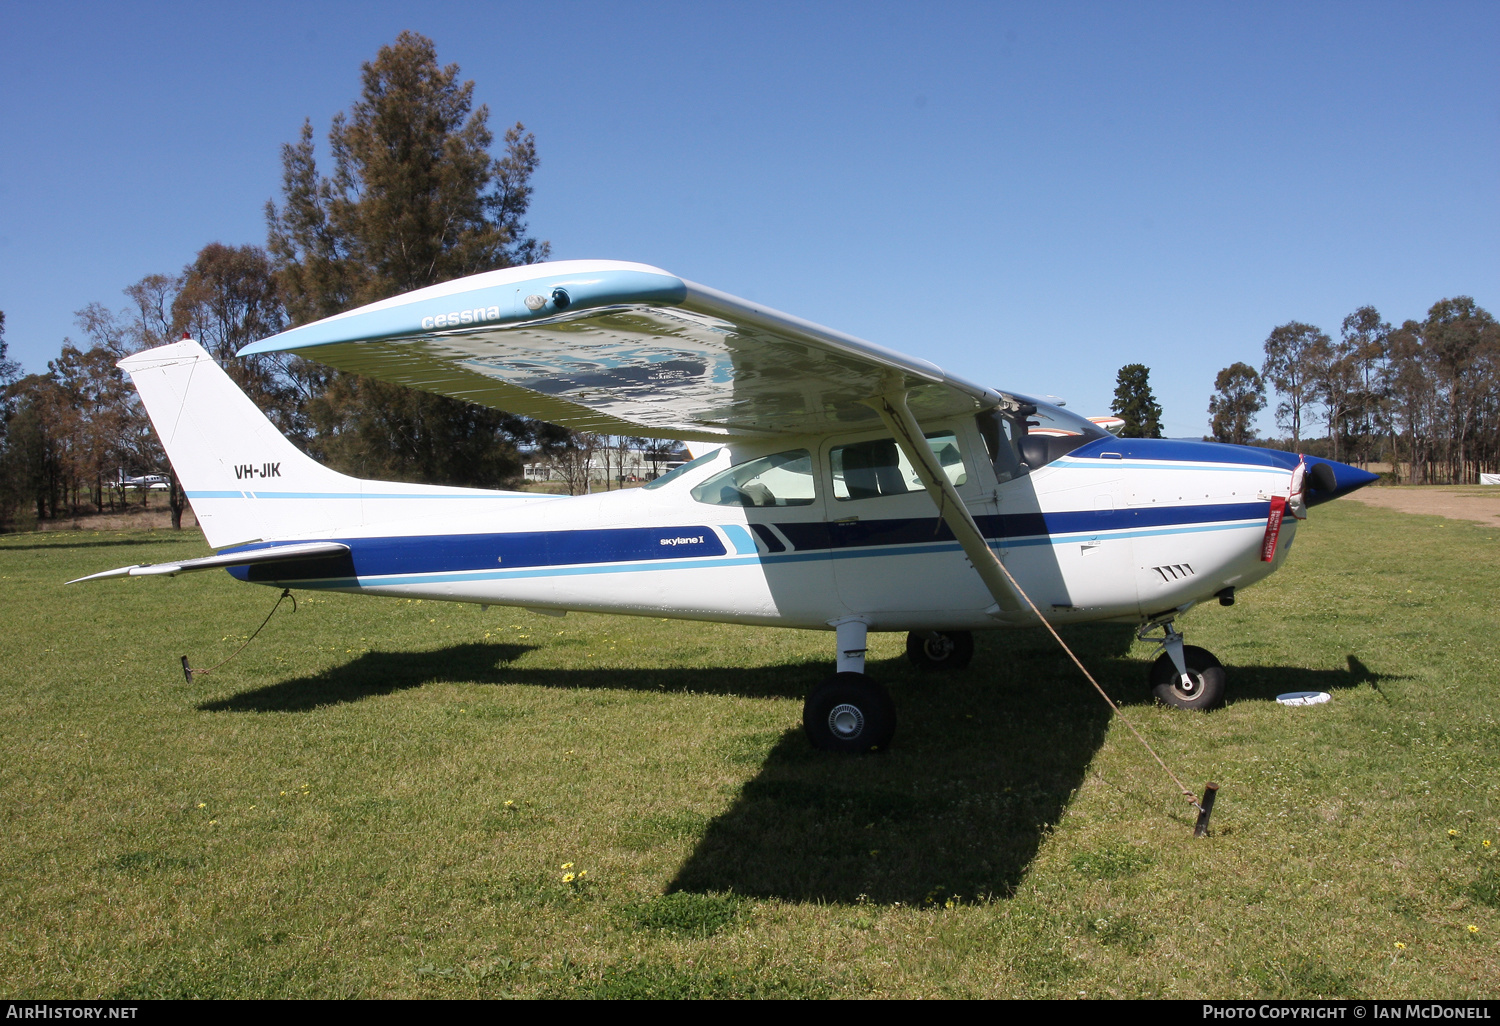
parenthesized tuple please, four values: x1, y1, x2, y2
(523, 446, 685, 487)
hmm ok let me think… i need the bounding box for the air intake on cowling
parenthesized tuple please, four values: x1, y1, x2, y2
(1151, 563, 1195, 583)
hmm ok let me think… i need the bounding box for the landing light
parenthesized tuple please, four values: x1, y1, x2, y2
(524, 289, 571, 312)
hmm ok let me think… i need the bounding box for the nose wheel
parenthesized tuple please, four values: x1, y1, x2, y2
(1148, 646, 1225, 710)
(1139, 620, 1225, 711)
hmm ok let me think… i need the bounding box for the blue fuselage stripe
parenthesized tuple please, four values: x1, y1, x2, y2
(226, 500, 1269, 587)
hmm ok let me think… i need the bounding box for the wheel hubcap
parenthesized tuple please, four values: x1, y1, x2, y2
(828, 703, 865, 739)
(923, 636, 953, 660)
(1175, 673, 1201, 698)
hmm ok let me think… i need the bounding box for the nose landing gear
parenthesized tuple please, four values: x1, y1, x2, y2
(1138, 620, 1226, 711)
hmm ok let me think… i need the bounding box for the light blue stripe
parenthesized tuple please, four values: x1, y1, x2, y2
(297, 553, 766, 589)
(241, 269, 689, 353)
(1051, 458, 1273, 475)
(720, 524, 757, 555)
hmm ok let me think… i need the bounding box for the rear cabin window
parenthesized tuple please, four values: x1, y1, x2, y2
(690, 450, 816, 507)
(830, 432, 966, 501)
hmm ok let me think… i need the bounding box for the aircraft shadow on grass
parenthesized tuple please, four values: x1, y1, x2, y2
(200, 627, 1393, 905)
(668, 644, 1398, 905)
(5, 537, 179, 552)
(197, 643, 539, 712)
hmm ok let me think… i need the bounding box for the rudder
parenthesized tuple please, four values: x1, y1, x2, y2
(119, 339, 361, 548)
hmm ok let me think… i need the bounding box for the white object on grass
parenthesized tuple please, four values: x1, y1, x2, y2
(1276, 691, 1332, 706)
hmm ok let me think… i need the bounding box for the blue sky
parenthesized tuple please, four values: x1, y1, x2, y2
(2, 1, 1495, 438)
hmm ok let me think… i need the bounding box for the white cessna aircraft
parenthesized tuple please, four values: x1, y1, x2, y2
(114, 470, 169, 491)
(76, 260, 1377, 752)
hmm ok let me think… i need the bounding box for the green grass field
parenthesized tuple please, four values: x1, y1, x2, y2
(1, 501, 1496, 998)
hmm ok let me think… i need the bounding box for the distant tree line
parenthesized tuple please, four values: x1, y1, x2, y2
(1207, 300, 1499, 482)
(0, 32, 658, 532)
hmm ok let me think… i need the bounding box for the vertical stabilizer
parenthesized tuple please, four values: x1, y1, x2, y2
(119, 340, 543, 548)
(119, 340, 361, 547)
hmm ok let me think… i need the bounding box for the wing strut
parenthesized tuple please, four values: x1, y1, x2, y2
(869, 389, 1025, 617)
(875, 389, 1212, 820)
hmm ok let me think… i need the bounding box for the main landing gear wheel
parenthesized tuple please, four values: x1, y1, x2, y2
(905, 630, 975, 671)
(803, 673, 897, 753)
(1149, 645, 1226, 711)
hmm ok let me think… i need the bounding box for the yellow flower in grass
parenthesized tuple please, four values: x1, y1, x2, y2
(561, 862, 574, 869)
(197, 803, 206, 809)
(1448, 829, 1460, 838)
(1485, 840, 1493, 849)
(578, 870, 587, 878)
(1395, 942, 1406, 950)
(562, 873, 576, 883)
(1469, 925, 1479, 934)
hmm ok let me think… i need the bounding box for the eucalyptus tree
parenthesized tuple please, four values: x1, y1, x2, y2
(1339, 306, 1391, 465)
(1262, 322, 1330, 451)
(1420, 297, 1498, 483)
(1207, 362, 1266, 445)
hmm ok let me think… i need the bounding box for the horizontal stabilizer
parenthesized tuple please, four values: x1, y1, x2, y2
(67, 541, 351, 584)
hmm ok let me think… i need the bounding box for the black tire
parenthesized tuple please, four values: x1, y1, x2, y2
(1149, 645, 1226, 711)
(905, 630, 975, 671)
(803, 673, 897, 753)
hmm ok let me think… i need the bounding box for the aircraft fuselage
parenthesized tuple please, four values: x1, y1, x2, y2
(225, 425, 1321, 635)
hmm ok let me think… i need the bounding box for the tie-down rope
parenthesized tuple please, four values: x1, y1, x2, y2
(181, 588, 295, 683)
(988, 553, 1203, 813)
(880, 401, 1203, 814)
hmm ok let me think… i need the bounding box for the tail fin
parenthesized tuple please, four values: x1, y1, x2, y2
(120, 340, 540, 548)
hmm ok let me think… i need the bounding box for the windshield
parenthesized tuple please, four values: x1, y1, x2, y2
(977, 394, 1108, 477)
(1008, 395, 1111, 440)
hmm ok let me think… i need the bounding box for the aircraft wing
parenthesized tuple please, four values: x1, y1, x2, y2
(240, 260, 1000, 441)
(67, 541, 351, 584)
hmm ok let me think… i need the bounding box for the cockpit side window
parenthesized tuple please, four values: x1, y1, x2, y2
(976, 410, 1024, 483)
